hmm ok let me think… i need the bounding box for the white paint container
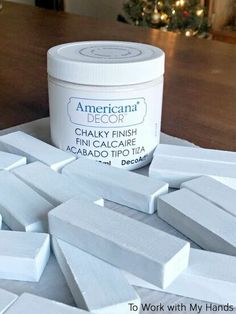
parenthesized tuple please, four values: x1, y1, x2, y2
(47, 41, 165, 170)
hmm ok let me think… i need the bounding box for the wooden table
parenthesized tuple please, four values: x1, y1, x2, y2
(0, 2, 236, 151)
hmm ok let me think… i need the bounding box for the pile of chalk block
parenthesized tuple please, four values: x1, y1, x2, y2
(0, 131, 236, 313)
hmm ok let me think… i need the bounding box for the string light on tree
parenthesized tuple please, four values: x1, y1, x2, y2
(175, 0, 185, 7)
(123, 0, 209, 37)
(196, 9, 204, 16)
(185, 29, 193, 37)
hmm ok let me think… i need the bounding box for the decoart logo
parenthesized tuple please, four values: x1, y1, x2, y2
(67, 97, 147, 128)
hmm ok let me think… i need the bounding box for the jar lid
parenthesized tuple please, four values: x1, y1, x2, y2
(47, 41, 165, 86)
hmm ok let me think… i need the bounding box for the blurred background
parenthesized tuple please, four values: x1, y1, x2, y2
(5, 0, 236, 43)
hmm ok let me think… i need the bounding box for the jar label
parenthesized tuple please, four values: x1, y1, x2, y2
(49, 80, 163, 170)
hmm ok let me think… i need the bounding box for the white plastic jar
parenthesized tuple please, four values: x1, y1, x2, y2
(47, 41, 165, 170)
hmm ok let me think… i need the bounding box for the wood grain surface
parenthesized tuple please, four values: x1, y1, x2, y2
(0, 2, 236, 150)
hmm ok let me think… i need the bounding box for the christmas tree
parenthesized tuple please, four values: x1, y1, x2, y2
(123, 0, 209, 37)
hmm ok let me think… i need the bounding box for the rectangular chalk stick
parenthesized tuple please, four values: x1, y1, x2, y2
(0, 230, 50, 281)
(0, 171, 53, 232)
(149, 155, 236, 188)
(61, 158, 168, 214)
(4, 293, 89, 314)
(12, 161, 103, 207)
(0, 289, 18, 314)
(154, 144, 236, 164)
(0, 151, 26, 171)
(48, 197, 190, 289)
(53, 238, 140, 314)
(0, 131, 75, 171)
(212, 176, 236, 191)
(158, 188, 236, 255)
(125, 248, 236, 307)
(181, 176, 236, 217)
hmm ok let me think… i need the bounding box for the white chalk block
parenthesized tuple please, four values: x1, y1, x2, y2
(12, 161, 103, 207)
(0, 151, 26, 171)
(4, 293, 89, 314)
(49, 197, 190, 289)
(212, 176, 236, 191)
(62, 158, 168, 214)
(0, 230, 50, 281)
(181, 176, 236, 218)
(149, 155, 236, 188)
(0, 171, 53, 232)
(158, 188, 236, 255)
(53, 238, 140, 314)
(0, 289, 17, 314)
(154, 143, 236, 164)
(0, 131, 75, 171)
(125, 248, 236, 307)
